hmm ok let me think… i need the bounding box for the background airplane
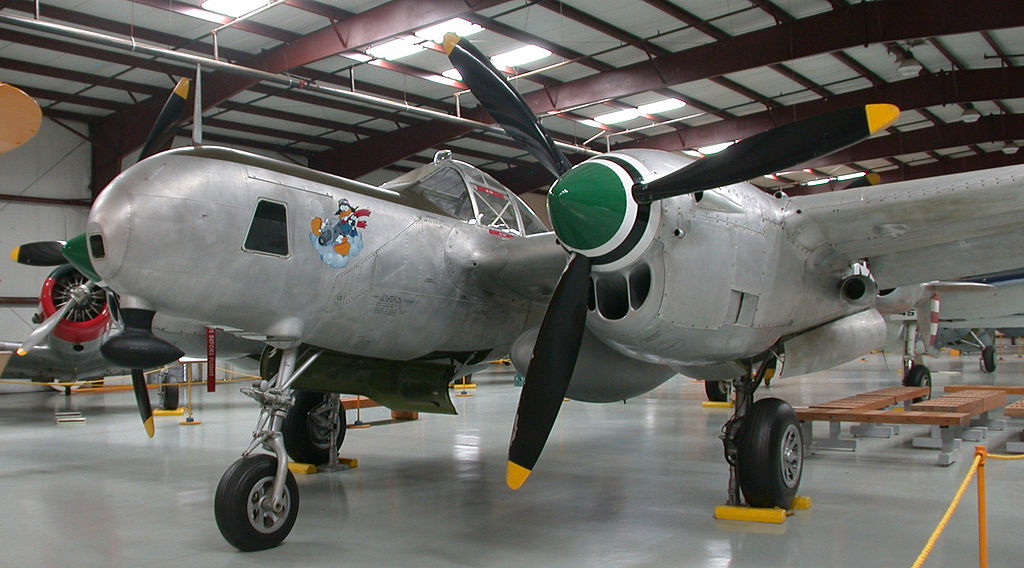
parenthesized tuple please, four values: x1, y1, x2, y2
(17, 32, 1024, 552)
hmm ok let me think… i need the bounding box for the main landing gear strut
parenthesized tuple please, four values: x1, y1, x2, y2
(720, 356, 803, 509)
(214, 346, 326, 551)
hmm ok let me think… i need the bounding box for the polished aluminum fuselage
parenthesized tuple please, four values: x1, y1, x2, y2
(88, 147, 552, 362)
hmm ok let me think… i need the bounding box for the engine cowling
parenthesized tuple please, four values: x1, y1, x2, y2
(41, 265, 110, 345)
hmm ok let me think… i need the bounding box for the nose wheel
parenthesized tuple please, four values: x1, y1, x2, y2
(215, 454, 299, 551)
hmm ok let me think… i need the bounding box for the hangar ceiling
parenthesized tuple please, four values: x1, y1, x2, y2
(1, 0, 1023, 198)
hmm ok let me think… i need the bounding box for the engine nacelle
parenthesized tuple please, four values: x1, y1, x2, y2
(839, 274, 878, 307)
(511, 326, 676, 402)
(776, 309, 887, 379)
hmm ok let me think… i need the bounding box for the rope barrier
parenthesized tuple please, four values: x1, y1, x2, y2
(911, 445, 1023, 568)
(0, 365, 259, 388)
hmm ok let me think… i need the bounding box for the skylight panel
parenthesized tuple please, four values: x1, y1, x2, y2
(491, 45, 551, 68)
(696, 140, 736, 155)
(441, 68, 463, 81)
(201, 0, 268, 17)
(366, 36, 424, 61)
(637, 98, 686, 114)
(594, 108, 641, 125)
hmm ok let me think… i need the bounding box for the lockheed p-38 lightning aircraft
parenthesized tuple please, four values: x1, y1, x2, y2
(24, 33, 1024, 551)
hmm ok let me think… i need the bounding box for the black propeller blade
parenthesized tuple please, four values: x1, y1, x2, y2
(507, 253, 591, 489)
(100, 308, 183, 437)
(632, 104, 899, 204)
(10, 241, 67, 266)
(130, 368, 155, 438)
(137, 77, 191, 162)
(443, 33, 572, 178)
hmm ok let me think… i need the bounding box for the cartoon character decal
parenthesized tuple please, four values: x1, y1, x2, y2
(310, 198, 371, 268)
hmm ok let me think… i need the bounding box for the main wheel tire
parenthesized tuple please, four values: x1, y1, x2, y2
(736, 398, 803, 509)
(160, 384, 180, 410)
(704, 380, 732, 402)
(903, 364, 932, 402)
(214, 454, 299, 551)
(282, 390, 346, 465)
(981, 345, 997, 373)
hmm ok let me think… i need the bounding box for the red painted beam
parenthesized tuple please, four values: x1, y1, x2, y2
(89, 0, 506, 194)
(337, 0, 1024, 178)
(618, 67, 1024, 153)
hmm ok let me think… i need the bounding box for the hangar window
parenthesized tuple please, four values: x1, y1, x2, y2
(244, 199, 289, 256)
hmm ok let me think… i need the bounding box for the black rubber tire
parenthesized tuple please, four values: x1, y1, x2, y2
(704, 380, 731, 402)
(981, 345, 997, 373)
(215, 454, 299, 552)
(736, 398, 803, 509)
(902, 364, 932, 402)
(282, 390, 346, 465)
(161, 385, 179, 411)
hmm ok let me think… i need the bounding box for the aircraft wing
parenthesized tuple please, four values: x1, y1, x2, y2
(786, 165, 1024, 288)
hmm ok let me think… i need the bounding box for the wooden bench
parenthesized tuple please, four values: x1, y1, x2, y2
(796, 387, 929, 450)
(796, 387, 1008, 466)
(1000, 398, 1024, 453)
(944, 384, 1024, 395)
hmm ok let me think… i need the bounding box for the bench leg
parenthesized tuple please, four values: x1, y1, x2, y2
(970, 412, 1005, 431)
(1006, 431, 1024, 454)
(913, 425, 962, 453)
(935, 426, 960, 466)
(851, 422, 899, 438)
(808, 421, 857, 451)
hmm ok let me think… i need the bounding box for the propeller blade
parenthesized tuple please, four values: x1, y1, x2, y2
(633, 104, 900, 204)
(507, 253, 591, 489)
(15, 293, 77, 356)
(137, 78, 191, 162)
(130, 368, 155, 437)
(443, 33, 572, 178)
(11, 241, 67, 266)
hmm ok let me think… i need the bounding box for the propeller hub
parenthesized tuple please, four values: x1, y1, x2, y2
(548, 156, 660, 270)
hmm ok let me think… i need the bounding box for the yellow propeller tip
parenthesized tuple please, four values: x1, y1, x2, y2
(15, 348, 27, 356)
(144, 417, 155, 438)
(172, 77, 190, 100)
(442, 32, 460, 55)
(864, 172, 881, 186)
(10, 246, 19, 262)
(865, 103, 900, 135)
(506, 461, 532, 490)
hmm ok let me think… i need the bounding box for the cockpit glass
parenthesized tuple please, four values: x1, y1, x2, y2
(403, 167, 475, 220)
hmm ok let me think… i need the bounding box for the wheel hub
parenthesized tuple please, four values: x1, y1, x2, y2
(780, 424, 802, 488)
(247, 475, 290, 534)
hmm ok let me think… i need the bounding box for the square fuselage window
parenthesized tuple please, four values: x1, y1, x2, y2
(244, 199, 289, 256)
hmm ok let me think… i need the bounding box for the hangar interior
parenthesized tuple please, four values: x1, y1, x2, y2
(1, 1, 1023, 566)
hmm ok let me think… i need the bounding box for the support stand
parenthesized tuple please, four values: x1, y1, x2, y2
(350, 395, 370, 429)
(180, 362, 201, 426)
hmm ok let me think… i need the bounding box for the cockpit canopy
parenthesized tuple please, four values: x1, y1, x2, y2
(381, 150, 548, 236)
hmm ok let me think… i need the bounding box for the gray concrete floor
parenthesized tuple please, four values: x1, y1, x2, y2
(1, 350, 1022, 567)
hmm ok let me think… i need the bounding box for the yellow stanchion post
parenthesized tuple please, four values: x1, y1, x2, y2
(976, 446, 987, 568)
(350, 395, 370, 429)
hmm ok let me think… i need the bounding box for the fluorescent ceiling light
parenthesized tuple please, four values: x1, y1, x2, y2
(696, 140, 736, 155)
(577, 119, 604, 129)
(806, 178, 832, 186)
(441, 68, 463, 81)
(415, 18, 484, 44)
(491, 45, 551, 68)
(202, 0, 267, 17)
(836, 172, 866, 181)
(366, 36, 424, 61)
(960, 104, 981, 123)
(593, 108, 641, 125)
(682, 149, 703, 158)
(637, 98, 686, 115)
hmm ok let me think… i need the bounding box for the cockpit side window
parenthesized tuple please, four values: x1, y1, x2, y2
(244, 199, 289, 256)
